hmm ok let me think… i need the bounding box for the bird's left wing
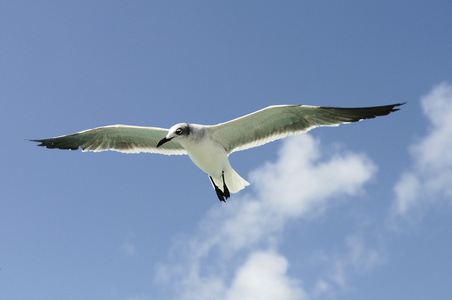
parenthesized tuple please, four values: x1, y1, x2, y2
(208, 103, 404, 154)
(31, 125, 187, 155)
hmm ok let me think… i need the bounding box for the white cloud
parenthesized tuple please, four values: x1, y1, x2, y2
(156, 134, 378, 300)
(196, 135, 376, 256)
(392, 82, 452, 217)
(225, 251, 307, 300)
(250, 135, 376, 218)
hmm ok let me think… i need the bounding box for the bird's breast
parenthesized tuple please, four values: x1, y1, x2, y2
(184, 138, 228, 177)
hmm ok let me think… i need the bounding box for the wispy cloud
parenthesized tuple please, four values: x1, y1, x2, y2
(156, 134, 378, 300)
(125, 295, 149, 300)
(119, 233, 137, 257)
(328, 235, 385, 289)
(392, 82, 452, 219)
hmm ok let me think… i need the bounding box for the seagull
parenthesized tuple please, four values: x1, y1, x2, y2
(32, 103, 404, 201)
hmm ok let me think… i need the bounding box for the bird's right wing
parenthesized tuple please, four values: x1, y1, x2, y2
(31, 125, 187, 155)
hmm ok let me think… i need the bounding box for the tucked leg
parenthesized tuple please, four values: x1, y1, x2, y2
(210, 176, 226, 202)
(222, 171, 230, 199)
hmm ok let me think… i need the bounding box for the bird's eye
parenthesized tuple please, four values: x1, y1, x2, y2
(175, 128, 183, 135)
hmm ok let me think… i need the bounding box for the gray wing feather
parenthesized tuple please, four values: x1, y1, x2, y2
(31, 125, 187, 155)
(209, 103, 404, 153)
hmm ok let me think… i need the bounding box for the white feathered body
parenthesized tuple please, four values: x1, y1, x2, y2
(177, 125, 249, 193)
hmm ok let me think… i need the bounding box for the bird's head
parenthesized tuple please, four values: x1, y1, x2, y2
(157, 123, 191, 147)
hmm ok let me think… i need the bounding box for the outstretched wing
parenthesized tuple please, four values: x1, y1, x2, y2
(209, 103, 404, 153)
(31, 125, 187, 155)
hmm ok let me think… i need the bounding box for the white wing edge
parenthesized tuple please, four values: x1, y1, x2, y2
(81, 146, 187, 155)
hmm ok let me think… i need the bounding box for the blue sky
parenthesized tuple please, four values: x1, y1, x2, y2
(1, 1, 452, 299)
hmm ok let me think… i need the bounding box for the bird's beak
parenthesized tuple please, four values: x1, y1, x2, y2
(157, 137, 172, 148)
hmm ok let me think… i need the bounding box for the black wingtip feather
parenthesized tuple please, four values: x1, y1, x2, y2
(29, 139, 46, 147)
(391, 102, 407, 112)
(29, 139, 79, 150)
(319, 102, 406, 123)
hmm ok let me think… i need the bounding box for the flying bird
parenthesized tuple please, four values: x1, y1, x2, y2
(32, 103, 404, 201)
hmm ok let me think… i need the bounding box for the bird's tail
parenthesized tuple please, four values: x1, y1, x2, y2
(225, 167, 250, 193)
(211, 167, 250, 194)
